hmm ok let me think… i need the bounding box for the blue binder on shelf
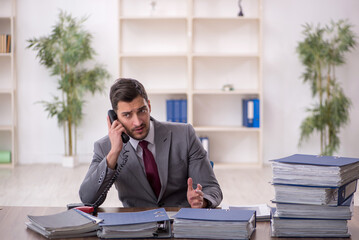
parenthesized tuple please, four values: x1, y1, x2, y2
(180, 99, 187, 123)
(173, 99, 181, 122)
(166, 100, 174, 122)
(242, 98, 260, 128)
(199, 137, 209, 157)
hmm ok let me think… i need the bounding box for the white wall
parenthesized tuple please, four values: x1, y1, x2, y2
(262, 0, 359, 162)
(16, 0, 359, 164)
(16, 0, 118, 163)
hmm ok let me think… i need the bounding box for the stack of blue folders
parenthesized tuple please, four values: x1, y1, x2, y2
(173, 208, 256, 239)
(270, 154, 359, 238)
(97, 208, 171, 239)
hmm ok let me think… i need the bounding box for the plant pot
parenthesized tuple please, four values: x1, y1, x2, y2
(62, 155, 77, 168)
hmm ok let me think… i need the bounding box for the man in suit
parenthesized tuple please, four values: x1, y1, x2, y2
(79, 78, 222, 208)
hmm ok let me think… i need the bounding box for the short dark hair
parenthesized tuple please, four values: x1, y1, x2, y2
(110, 78, 148, 111)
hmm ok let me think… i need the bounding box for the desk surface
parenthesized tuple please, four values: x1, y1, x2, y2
(1, 206, 358, 240)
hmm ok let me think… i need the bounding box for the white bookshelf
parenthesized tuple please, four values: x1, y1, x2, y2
(0, 0, 16, 168)
(118, 0, 262, 165)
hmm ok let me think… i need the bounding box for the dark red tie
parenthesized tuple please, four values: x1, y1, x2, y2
(139, 140, 161, 198)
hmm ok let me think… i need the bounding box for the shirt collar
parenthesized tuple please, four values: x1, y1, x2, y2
(129, 120, 155, 150)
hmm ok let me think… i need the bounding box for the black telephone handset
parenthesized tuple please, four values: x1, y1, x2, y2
(108, 110, 130, 143)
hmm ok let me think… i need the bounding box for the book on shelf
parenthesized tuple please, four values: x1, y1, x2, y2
(0, 151, 11, 163)
(166, 99, 187, 123)
(273, 194, 354, 220)
(173, 208, 256, 240)
(271, 154, 359, 187)
(26, 208, 102, 239)
(0, 34, 3, 53)
(229, 203, 272, 222)
(97, 208, 171, 239)
(272, 179, 357, 206)
(199, 136, 209, 158)
(0, 34, 11, 53)
(242, 98, 259, 128)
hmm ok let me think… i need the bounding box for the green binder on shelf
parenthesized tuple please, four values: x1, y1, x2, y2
(0, 151, 11, 163)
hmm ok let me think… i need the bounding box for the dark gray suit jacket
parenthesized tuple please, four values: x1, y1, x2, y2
(79, 118, 222, 208)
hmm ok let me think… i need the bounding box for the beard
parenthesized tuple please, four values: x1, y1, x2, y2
(123, 122, 150, 141)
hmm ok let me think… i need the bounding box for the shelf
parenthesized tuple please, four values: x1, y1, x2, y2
(120, 53, 188, 57)
(0, 1, 15, 168)
(120, 16, 187, 20)
(119, 0, 262, 165)
(193, 17, 260, 21)
(193, 19, 259, 54)
(192, 53, 259, 58)
(0, 125, 12, 131)
(0, 163, 13, 168)
(194, 126, 260, 132)
(147, 89, 187, 95)
(0, 89, 12, 94)
(0, 53, 11, 57)
(0, 17, 11, 21)
(120, 0, 188, 18)
(120, 19, 187, 53)
(193, 89, 260, 95)
(193, 0, 260, 19)
(120, 57, 188, 90)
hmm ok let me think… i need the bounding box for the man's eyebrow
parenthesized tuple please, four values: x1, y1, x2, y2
(120, 105, 147, 115)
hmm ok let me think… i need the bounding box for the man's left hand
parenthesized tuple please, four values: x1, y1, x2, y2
(187, 177, 207, 208)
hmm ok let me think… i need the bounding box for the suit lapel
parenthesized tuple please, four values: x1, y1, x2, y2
(153, 119, 171, 202)
(121, 143, 157, 201)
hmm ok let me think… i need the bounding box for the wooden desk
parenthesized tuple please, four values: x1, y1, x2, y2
(1, 206, 358, 239)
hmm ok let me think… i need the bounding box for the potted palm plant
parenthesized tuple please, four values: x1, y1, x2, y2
(297, 19, 356, 155)
(27, 11, 110, 167)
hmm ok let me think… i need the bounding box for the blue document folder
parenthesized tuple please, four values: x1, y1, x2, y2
(98, 208, 169, 226)
(166, 99, 187, 123)
(242, 98, 260, 128)
(174, 208, 255, 222)
(173, 208, 256, 239)
(166, 100, 174, 122)
(273, 194, 354, 220)
(98, 208, 171, 239)
(180, 99, 187, 123)
(272, 179, 357, 206)
(272, 154, 359, 166)
(271, 154, 359, 188)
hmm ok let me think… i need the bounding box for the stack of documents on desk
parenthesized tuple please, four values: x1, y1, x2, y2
(274, 195, 354, 219)
(173, 208, 256, 239)
(229, 204, 271, 222)
(270, 154, 359, 238)
(272, 154, 359, 186)
(273, 180, 357, 205)
(26, 209, 102, 239)
(97, 208, 171, 239)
